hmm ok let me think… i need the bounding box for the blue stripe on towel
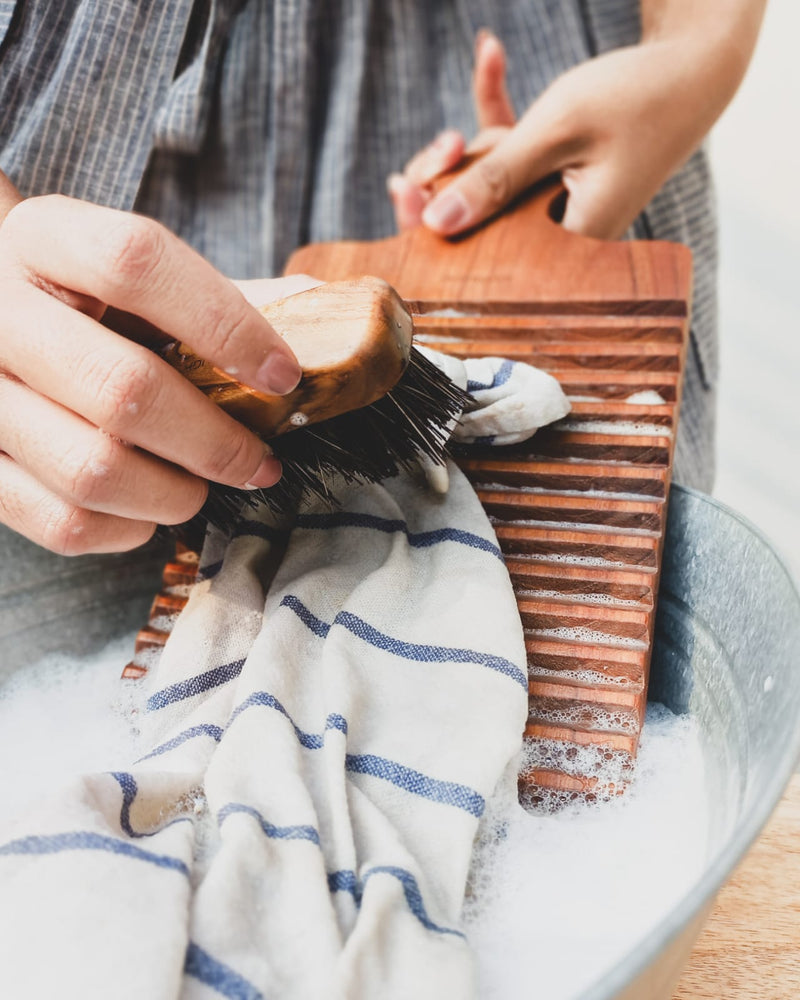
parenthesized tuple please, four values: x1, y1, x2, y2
(467, 359, 514, 392)
(365, 866, 465, 937)
(225, 686, 482, 817)
(146, 659, 246, 712)
(401, 527, 502, 559)
(328, 866, 464, 938)
(345, 754, 485, 818)
(218, 803, 320, 845)
(328, 868, 362, 902)
(138, 723, 224, 762)
(109, 772, 192, 838)
(137, 701, 347, 765)
(197, 558, 224, 581)
(279, 595, 331, 637)
(0, 832, 189, 876)
(233, 520, 288, 544)
(184, 943, 263, 1000)
(110, 771, 138, 837)
(229, 690, 347, 748)
(335, 611, 528, 689)
(295, 512, 503, 560)
(280, 596, 527, 689)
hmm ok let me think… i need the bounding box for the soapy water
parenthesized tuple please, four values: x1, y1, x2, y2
(466, 704, 708, 999)
(0, 634, 144, 817)
(557, 419, 672, 438)
(0, 640, 707, 999)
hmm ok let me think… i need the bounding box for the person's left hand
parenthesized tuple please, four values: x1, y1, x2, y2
(387, 28, 742, 240)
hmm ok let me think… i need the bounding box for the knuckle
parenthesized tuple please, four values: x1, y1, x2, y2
(203, 426, 258, 485)
(62, 434, 119, 507)
(475, 156, 513, 210)
(101, 216, 166, 289)
(204, 301, 251, 358)
(38, 500, 95, 556)
(90, 351, 160, 431)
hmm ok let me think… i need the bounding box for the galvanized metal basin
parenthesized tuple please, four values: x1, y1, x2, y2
(584, 484, 800, 999)
(0, 485, 797, 997)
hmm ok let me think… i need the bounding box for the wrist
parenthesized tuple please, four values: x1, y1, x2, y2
(636, 31, 754, 134)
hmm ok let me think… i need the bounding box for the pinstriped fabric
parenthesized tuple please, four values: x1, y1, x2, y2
(0, 1, 193, 208)
(0, 2, 15, 40)
(0, 0, 717, 487)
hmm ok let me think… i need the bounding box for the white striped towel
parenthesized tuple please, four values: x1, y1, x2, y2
(0, 357, 569, 999)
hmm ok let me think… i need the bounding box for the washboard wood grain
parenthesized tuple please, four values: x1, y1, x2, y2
(124, 180, 691, 805)
(285, 181, 691, 805)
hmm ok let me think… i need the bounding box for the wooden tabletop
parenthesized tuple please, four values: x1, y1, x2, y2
(673, 773, 800, 998)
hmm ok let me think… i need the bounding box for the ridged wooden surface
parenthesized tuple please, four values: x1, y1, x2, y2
(122, 543, 198, 679)
(126, 183, 691, 804)
(286, 183, 691, 804)
(405, 298, 681, 804)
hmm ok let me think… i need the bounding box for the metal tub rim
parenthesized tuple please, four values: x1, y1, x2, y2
(580, 484, 800, 1000)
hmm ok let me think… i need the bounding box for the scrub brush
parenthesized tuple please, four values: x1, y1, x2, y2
(157, 276, 470, 527)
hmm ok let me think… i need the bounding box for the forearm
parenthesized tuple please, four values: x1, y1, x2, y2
(635, 0, 767, 161)
(642, 0, 767, 92)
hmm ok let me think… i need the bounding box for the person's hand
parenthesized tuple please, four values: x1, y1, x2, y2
(0, 195, 311, 555)
(388, 28, 747, 239)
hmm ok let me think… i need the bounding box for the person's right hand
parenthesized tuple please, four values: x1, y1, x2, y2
(0, 195, 305, 555)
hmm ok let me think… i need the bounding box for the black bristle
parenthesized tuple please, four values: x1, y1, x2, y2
(194, 348, 472, 531)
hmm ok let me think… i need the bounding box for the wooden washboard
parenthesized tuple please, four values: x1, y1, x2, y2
(126, 182, 691, 807)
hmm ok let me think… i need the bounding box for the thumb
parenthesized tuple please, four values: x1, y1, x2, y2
(473, 30, 516, 129)
(421, 107, 566, 235)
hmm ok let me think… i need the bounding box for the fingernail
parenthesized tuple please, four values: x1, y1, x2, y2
(475, 27, 494, 54)
(432, 129, 458, 151)
(256, 352, 302, 395)
(386, 172, 405, 197)
(422, 189, 471, 233)
(245, 451, 283, 489)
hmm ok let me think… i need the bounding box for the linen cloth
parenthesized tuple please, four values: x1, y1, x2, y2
(0, 359, 569, 999)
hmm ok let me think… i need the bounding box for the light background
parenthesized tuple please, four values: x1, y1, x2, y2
(710, 0, 799, 579)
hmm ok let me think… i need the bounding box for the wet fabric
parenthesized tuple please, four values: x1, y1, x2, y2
(0, 357, 566, 998)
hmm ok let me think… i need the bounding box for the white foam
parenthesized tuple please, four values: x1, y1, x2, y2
(0, 643, 707, 1000)
(530, 700, 639, 734)
(477, 482, 658, 502)
(528, 626, 647, 649)
(465, 705, 708, 999)
(517, 587, 644, 609)
(625, 390, 667, 405)
(528, 665, 634, 688)
(517, 552, 631, 568)
(491, 516, 658, 537)
(416, 308, 477, 318)
(0, 634, 145, 817)
(148, 613, 179, 632)
(559, 419, 672, 437)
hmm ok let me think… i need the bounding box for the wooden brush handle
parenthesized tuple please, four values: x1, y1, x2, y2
(158, 276, 414, 438)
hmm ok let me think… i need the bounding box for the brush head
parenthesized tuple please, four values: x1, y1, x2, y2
(157, 278, 472, 531)
(199, 346, 470, 529)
